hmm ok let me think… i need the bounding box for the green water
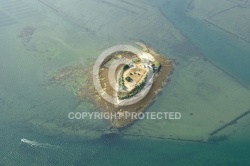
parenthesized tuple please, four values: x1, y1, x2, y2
(1, 125, 250, 166)
(156, 0, 250, 86)
(1, 0, 250, 165)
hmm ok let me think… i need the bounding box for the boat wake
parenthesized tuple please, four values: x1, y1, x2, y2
(20, 138, 60, 149)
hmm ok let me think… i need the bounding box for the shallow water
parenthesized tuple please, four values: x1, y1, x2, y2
(156, 0, 250, 86)
(1, 125, 250, 165)
(0, 0, 250, 165)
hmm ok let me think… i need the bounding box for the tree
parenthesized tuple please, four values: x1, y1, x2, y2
(125, 76, 133, 82)
(123, 64, 130, 71)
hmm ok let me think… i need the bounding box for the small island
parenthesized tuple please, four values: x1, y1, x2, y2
(51, 43, 173, 129)
(91, 43, 173, 128)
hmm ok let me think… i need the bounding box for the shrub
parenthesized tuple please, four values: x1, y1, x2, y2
(125, 76, 133, 82)
(123, 64, 130, 71)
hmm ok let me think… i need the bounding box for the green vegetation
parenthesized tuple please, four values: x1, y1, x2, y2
(118, 75, 147, 100)
(119, 75, 124, 87)
(123, 64, 130, 70)
(125, 76, 133, 82)
(152, 60, 161, 72)
(118, 65, 130, 90)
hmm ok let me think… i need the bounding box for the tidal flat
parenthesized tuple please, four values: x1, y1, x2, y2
(0, 0, 250, 165)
